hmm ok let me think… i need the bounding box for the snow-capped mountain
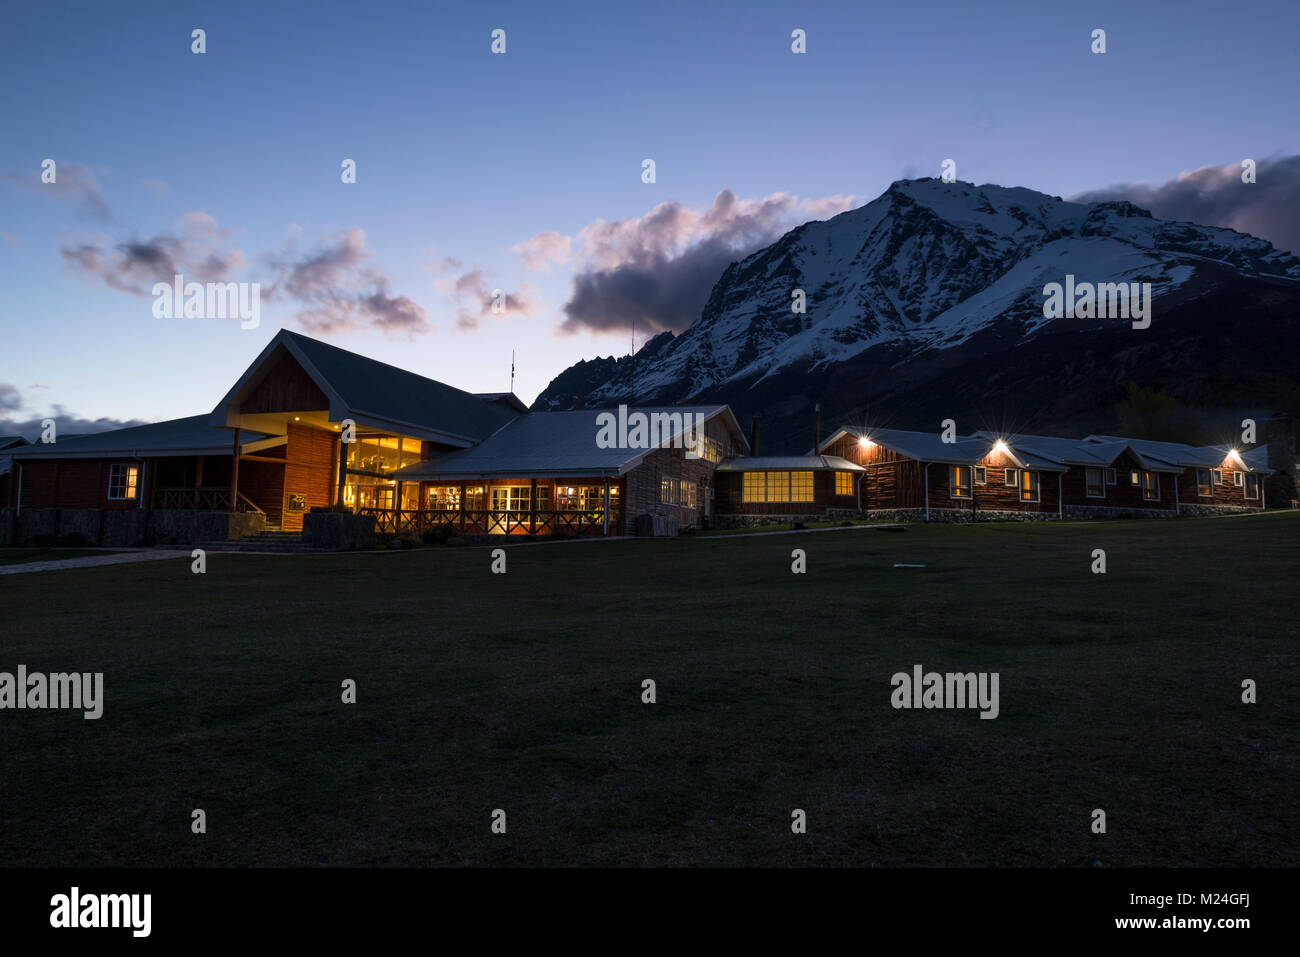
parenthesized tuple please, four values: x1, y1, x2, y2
(535, 179, 1300, 450)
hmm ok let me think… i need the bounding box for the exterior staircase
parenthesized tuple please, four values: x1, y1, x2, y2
(193, 528, 335, 554)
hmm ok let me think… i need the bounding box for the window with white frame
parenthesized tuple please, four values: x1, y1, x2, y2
(1020, 469, 1040, 503)
(1105, 468, 1117, 485)
(1004, 467, 1019, 487)
(1245, 473, 1260, 500)
(108, 463, 139, 500)
(1233, 470, 1244, 487)
(490, 485, 531, 511)
(1212, 469, 1223, 485)
(1085, 467, 1105, 498)
(973, 466, 987, 485)
(950, 466, 971, 499)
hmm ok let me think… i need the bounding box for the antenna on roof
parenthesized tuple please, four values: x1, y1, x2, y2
(510, 350, 515, 393)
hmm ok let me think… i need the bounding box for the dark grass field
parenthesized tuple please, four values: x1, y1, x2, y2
(1, 513, 1297, 867)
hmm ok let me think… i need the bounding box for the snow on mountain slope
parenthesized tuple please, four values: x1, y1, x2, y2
(535, 178, 1300, 409)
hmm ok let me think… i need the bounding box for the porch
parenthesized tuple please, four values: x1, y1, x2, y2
(359, 505, 624, 537)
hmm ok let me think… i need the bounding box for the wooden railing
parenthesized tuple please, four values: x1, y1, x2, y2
(359, 507, 623, 537)
(151, 487, 266, 513)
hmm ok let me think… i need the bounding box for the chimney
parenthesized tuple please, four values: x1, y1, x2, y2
(750, 416, 761, 457)
(814, 403, 822, 453)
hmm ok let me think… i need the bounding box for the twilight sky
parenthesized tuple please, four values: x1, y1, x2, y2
(1, 0, 1296, 435)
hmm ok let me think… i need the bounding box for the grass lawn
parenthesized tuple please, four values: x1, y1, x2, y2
(0, 547, 129, 566)
(1, 513, 1296, 867)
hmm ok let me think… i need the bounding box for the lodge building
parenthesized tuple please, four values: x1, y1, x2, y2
(0, 329, 1287, 547)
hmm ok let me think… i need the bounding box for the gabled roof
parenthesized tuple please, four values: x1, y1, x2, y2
(1085, 434, 1270, 472)
(11, 416, 280, 460)
(0, 435, 28, 450)
(818, 426, 1071, 469)
(393, 406, 745, 480)
(715, 455, 864, 472)
(211, 329, 519, 446)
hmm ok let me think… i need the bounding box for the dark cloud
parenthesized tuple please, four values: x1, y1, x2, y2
(266, 228, 430, 337)
(442, 266, 537, 332)
(1072, 156, 1300, 255)
(0, 390, 148, 442)
(0, 384, 21, 412)
(557, 189, 858, 336)
(60, 210, 246, 295)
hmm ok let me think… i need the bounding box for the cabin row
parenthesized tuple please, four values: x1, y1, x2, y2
(1, 329, 1294, 547)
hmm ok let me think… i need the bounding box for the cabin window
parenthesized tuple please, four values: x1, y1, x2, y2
(692, 435, 723, 464)
(107, 463, 139, 500)
(558, 485, 609, 510)
(1004, 468, 1019, 487)
(1104, 468, 1116, 485)
(1196, 469, 1212, 497)
(767, 472, 791, 502)
(950, 466, 971, 499)
(973, 466, 987, 485)
(1245, 474, 1260, 500)
(835, 471, 854, 496)
(742, 472, 765, 503)
(1141, 471, 1160, 501)
(426, 485, 461, 510)
(1085, 468, 1105, 498)
(659, 478, 678, 505)
(490, 486, 531, 512)
(1129, 470, 1140, 485)
(464, 486, 485, 511)
(1233, 470, 1244, 487)
(789, 471, 814, 503)
(1020, 470, 1040, 503)
(1211, 469, 1223, 485)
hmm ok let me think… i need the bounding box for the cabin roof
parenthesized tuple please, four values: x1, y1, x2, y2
(211, 329, 519, 446)
(393, 406, 743, 479)
(715, 454, 864, 472)
(1086, 435, 1271, 472)
(11, 416, 280, 460)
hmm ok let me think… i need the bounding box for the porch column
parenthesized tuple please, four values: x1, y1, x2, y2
(603, 478, 610, 535)
(230, 428, 241, 512)
(335, 435, 347, 508)
(192, 455, 204, 509)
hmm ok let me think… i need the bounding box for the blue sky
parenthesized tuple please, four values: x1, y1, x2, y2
(1, 0, 1296, 431)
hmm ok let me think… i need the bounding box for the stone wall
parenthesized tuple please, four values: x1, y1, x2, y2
(301, 511, 377, 550)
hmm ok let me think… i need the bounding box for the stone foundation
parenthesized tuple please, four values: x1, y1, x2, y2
(0, 507, 264, 546)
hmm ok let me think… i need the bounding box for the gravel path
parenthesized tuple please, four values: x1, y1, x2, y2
(0, 550, 192, 576)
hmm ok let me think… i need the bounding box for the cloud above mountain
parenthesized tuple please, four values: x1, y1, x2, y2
(1072, 155, 1300, 256)
(517, 189, 858, 338)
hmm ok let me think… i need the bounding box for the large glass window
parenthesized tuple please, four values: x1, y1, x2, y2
(743, 472, 764, 503)
(490, 486, 531, 511)
(835, 471, 854, 496)
(346, 435, 422, 475)
(789, 472, 814, 502)
(1085, 468, 1105, 498)
(1141, 471, 1160, 501)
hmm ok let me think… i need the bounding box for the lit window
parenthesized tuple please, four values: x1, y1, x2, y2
(950, 466, 971, 499)
(490, 486, 531, 511)
(1195, 469, 1212, 497)
(790, 472, 814, 503)
(1020, 470, 1040, 503)
(1130, 470, 1141, 485)
(743, 472, 765, 503)
(108, 464, 139, 500)
(835, 471, 854, 496)
(1085, 467, 1104, 498)
(767, 472, 791, 502)
(1141, 471, 1160, 501)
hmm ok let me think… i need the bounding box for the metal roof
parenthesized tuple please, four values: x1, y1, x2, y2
(1086, 434, 1271, 472)
(393, 406, 741, 480)
(211, 329, 519, 446)
(821, 426, 1043, 468)
(715, 454, 864, 472)
(12, 416, 279, 459)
